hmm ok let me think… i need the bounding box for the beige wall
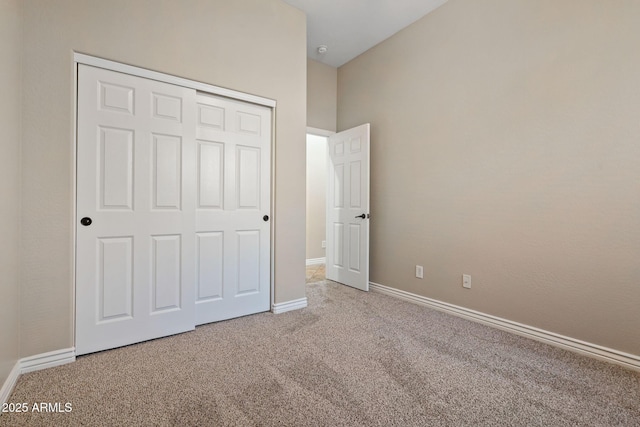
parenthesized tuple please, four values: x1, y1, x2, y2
(306, 134, 327, 260)
(20, 0, 306, 358)
(0, 0, 22, 386)
(307, 59, 337, 131)
(338, 0, 640, 356)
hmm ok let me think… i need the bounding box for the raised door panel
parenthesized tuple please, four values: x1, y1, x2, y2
(349, 160, 362, 209)
(348, 224, 361, 273)
(237, 111, 262, 136)
(100, 127, 134, 210)
(198, 103, 225, 130)
(98, 237, 133, 322)
(333, 164, 345, 208)
(237, 230, 260, 295)
(198, 142, 224, 209)
(333, 223, 344, 268)
(151, 235, 182, 312)
(196, 232, 224, 301)
(237, 146, 260, 210)
(152, 93, 182, 122)
(153, 134, 182, 210)
(99, 82, 134, 115)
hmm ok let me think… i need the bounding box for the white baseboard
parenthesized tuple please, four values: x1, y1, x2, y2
(272, 297, 308, 314)
(1, 347, 76, 405)
(306, 257, 326, 266)
(0, 361, 21, 405)
(370, 282, 640, 372)
(20, 348, 76, 374)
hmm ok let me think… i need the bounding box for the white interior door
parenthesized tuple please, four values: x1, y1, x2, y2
(326, 124, 370, 291)
(193, 93, 271, 325)
(76, 65, 197, 355)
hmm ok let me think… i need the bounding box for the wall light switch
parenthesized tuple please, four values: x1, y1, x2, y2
(416, 265, 424, 279)
(321, 240, 326, 249)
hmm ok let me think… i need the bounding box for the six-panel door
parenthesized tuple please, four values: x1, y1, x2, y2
(326, 124, 370, 291)
(194, 93, 271, 325)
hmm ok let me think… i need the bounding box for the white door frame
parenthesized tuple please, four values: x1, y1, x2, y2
(307, 127, 335, 138)
(72, 53, 277, 347)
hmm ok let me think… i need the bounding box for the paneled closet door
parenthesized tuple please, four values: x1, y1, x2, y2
(194, 93, 271, 325)
(76, 65, 197, 355)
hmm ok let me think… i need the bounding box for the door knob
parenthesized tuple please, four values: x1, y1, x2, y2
(355, 214, 366, 219)
(263, 215, 269, 222)
(80, 217, 92, 226)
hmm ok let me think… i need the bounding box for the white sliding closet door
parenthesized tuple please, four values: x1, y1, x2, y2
(194, 93, 271, 325)
(76, 64, 272, 355)
(76, 65, 197, 355)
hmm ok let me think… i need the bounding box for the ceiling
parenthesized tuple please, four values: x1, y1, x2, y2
(282, 0, 449, 68)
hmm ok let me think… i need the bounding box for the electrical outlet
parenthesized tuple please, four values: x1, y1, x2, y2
(416, 265, 424, 279)
(462, 274, 471, 289)
(321, 240, 326, 249)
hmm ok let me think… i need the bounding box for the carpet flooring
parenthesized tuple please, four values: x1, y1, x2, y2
(2, 271, 639, 426)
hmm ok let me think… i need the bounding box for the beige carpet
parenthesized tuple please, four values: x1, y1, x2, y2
(2, 274, 639, 426)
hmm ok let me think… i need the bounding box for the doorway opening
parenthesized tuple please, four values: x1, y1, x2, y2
(305, 124, 370, 291)
(306, 133, 328, 266)
(306, 132, 329, 284)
